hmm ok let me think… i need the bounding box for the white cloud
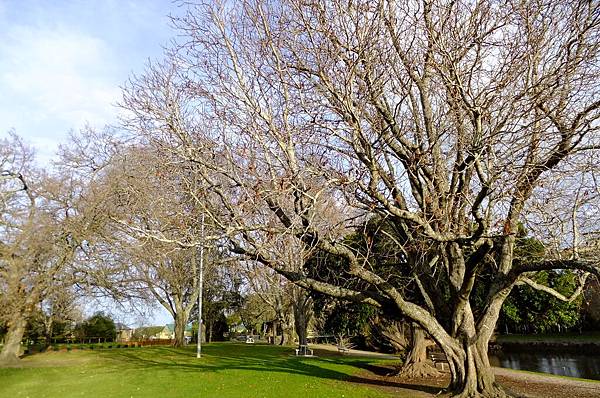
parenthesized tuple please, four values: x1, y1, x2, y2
(0, 1, 177, 165)
(1, 25, 121, 125)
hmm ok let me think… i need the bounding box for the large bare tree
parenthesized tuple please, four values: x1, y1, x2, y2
(120, 1, 600, 396)
(0, 134, 91, 365)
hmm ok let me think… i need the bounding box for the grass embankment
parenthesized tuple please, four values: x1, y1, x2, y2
(0, 343, 397, 398)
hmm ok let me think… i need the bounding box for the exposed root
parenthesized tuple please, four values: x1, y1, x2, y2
(450, 383, 512, 398)
(0, 356, 22, 368)
(392, 360, 445, 379)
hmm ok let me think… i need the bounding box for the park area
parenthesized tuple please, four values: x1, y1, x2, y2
(2, 1, 600, 397)
(1, 342, 599, 398)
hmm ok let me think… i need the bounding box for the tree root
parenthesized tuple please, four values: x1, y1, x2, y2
(449, 382, 511, 398)
(0, 356, 22, 368)
(391, 360, 445, 378)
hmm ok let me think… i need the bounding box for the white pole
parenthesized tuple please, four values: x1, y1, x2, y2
(196, 213, 205, 358)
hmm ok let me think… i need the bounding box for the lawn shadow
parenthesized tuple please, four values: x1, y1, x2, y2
(348, 362, 447, 395)
(102, 343, 444, 396)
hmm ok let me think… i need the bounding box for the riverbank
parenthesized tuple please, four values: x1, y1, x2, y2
(313, 343, 600, 397)
(494, 332, 600, 344)
(491, 332, 600, 355)
(350, 362, 600, 398)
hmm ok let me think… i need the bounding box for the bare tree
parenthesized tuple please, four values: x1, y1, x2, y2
(0, 134, 92, 365)
(75, 144, 211, 348)
(119, 1, 600, 396)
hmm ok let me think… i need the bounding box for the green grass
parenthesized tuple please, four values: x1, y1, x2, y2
(495, 332, 600, 344)
(0, 343, 398, 398)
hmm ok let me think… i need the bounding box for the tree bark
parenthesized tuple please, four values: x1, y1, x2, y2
(443, 340, 506, 398)
(172, 312, 186, 348)
(398, 324, 443, 378)
(294, 310, 308, 347)
(0, 315, 27, 366)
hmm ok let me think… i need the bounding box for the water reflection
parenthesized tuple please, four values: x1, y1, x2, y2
(489, 351, 600, 380)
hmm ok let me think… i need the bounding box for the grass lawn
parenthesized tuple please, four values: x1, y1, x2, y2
(0, 343, 399, 398)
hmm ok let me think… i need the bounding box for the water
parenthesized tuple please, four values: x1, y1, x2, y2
(489, 351, 600, 380)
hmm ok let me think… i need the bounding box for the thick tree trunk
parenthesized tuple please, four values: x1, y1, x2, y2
(0, 316, 27, 366)
(172, 313, 186, 348)
(398, 324, 443, 378)
(271, 320, 278, 345)
(294, 310, 308, 347)
(444, 341, 507, 398)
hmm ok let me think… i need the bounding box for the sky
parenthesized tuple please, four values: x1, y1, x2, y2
(0, 0, 180, 164)
(0, 0, 182, 326)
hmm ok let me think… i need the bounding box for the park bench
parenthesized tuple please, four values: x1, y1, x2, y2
(429, 351, 449, 371)
(295, 344, 313, 356)
(336, 345, 351, 354)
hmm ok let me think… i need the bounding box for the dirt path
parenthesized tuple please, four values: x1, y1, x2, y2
(312, 344, 600, 398)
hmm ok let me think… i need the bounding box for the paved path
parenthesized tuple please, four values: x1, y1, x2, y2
(311, 343, 400, 360)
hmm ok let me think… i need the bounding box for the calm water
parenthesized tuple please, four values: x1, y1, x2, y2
(489, 351, 600, 380)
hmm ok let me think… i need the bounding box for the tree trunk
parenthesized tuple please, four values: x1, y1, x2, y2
(443, 340, 507, 398)
(398, 324, 443, 378)
(292, 288, 312, 349)
(0, 316, 27, 366)
(294, 311, 308, 347)
(172, 313, 186, 348)
(43, 314, 53, 347)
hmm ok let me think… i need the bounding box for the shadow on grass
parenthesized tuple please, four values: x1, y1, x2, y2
(99, 343, 442, 395)
(348, 363, 446, 395)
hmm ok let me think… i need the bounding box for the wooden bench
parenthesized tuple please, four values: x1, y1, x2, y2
(336, 345, 351, 354)
(429, 351, 449, 371)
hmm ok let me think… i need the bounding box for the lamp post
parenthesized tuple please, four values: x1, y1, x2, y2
(196, 213, 205, 358)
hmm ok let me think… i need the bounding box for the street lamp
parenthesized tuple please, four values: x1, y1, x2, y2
(196, 213, 205, 358)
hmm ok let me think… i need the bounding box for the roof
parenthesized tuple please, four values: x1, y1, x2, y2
(165, 323, 194, 332)
(132, 326, 165, 338)
(115, 322, 131, 331)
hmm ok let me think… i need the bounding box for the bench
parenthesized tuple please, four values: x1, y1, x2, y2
(429, 351, 449, 371)
(336, 345, 351, 354)
(295, 345, 313, 356)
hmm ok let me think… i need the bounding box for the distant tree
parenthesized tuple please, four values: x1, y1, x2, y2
(75, 312, 116, 342)
(0, 133, 96, 365)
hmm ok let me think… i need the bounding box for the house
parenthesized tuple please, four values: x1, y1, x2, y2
(131, 326, 166, 341)
(115, 323, 134, 342)
(130, 323, 194, 341)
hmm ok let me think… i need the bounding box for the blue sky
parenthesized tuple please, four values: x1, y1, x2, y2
(0, 0, 180, 164)
(0, 0, 181, 326)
